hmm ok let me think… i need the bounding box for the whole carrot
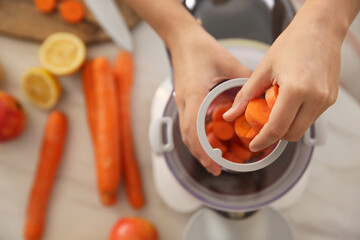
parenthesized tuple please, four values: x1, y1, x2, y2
(82, 60, 96, 142)
(113, 51, 145, 209)
(24, 111, 67, 240)
(92, 57, 121, 206)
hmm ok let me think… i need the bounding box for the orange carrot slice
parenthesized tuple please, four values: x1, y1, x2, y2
(212, 120, 235, 141)
(205, 121, 215, 134)
(211, 101, 232, 121)
(34, 0, 57, 13)
(234, 114, 259, 148)
(245, 98, 270, 131)
(230, 140, 253, 160)
(207, 132, 228, 153)
(265, 85, 279, 109)
(223, 152, 245, 164)
(59, 0, 85, 24)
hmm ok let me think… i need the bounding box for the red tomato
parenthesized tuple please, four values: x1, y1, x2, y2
(109, 217, 158, 240)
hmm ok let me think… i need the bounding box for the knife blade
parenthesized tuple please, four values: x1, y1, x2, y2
(84, 0, 133, 52)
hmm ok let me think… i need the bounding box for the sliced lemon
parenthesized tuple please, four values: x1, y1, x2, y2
(39, 32, 86, 76)
(21, 68, 61, 110)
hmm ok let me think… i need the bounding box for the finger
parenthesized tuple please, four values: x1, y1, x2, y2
(223, 61, 272, 122)
(206, 161, 222, 176)
(249, 85, 303, 152)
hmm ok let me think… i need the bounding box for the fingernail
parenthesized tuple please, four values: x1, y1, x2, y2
(199, 157, 211, 168)
(223, 107, 234, 118)
(250, 147, 260, 152)
(249, 144, 260, 152)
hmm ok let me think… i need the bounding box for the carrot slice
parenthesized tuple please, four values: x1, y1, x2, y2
(24, 111, 67, 240)
(230, 140, 253, 160)
(211, 101, 232, 121)
(205, 121, 215, 134)
(212, 120, 234, 141)
(234, 114, 259, 148)
(34, 0, 57, 13)
(223, 152, 245, 164)
(234, 114, 252, 138)
(59, 0, 85, 24)
(114, 51, 145, 209)
(245, 98, 270, 131)
(265, 85, 279, 109)
(207, 132, 228, 153)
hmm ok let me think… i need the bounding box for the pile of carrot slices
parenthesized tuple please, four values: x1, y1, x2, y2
(82, 51, 145, 208)
(206, 85, 279, 164)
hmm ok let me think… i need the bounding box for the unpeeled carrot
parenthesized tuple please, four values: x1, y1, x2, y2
(212, 120, 235, 141)
(34, 0, 57, 13)
(59, 0, 85, 24)
(113, 51, 145, 209)
(92, 57, 120, 206)
(207, 132, 228, 153)
(245, 98, 270, 131)
(230, 139, 253, 160)
(24, 111, 67, 240)
(265, 85, 279, 109)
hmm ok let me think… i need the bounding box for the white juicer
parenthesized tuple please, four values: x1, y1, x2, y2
(149, 0, 327, 239)
(149, 38, 326, 239)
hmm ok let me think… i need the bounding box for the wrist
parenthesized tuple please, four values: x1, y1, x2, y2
(293, 0, 359, 43)
(164, 19, 208, 51)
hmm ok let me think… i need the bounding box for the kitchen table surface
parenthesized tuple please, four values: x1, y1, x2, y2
(1, 21, 360, 240)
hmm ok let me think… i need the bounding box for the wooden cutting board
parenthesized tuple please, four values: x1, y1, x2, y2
(0, 0, 141, 44)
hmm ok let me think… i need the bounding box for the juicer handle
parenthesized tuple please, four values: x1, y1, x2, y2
(149, 117, 174, 153)
(303, 114, 327, 146)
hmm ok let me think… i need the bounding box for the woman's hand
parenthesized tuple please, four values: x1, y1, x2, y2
(169, 28, 251, 175)
(223, 3, 346, 152)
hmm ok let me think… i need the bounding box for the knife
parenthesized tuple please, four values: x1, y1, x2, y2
(84, 0, 133, 52)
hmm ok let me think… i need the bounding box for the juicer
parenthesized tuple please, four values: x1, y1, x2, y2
(149, 0, 326, 239)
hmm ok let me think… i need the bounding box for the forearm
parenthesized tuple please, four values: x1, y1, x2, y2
(294, 0, 360, 42)
(123, 0, 203, 49)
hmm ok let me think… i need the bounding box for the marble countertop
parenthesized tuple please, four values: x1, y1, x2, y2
(0, 22, 359, 240)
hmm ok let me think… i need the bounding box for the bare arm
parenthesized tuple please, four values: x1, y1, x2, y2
(224, 0, 360, 151)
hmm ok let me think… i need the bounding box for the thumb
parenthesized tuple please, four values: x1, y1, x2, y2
(223, 62, 272, 122)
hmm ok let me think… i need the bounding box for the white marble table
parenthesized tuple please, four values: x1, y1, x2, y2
(0, 22, 360, 240)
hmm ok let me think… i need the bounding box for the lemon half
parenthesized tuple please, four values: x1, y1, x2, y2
(39, 32, 86, 76)
(22, 68, 61, 110)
